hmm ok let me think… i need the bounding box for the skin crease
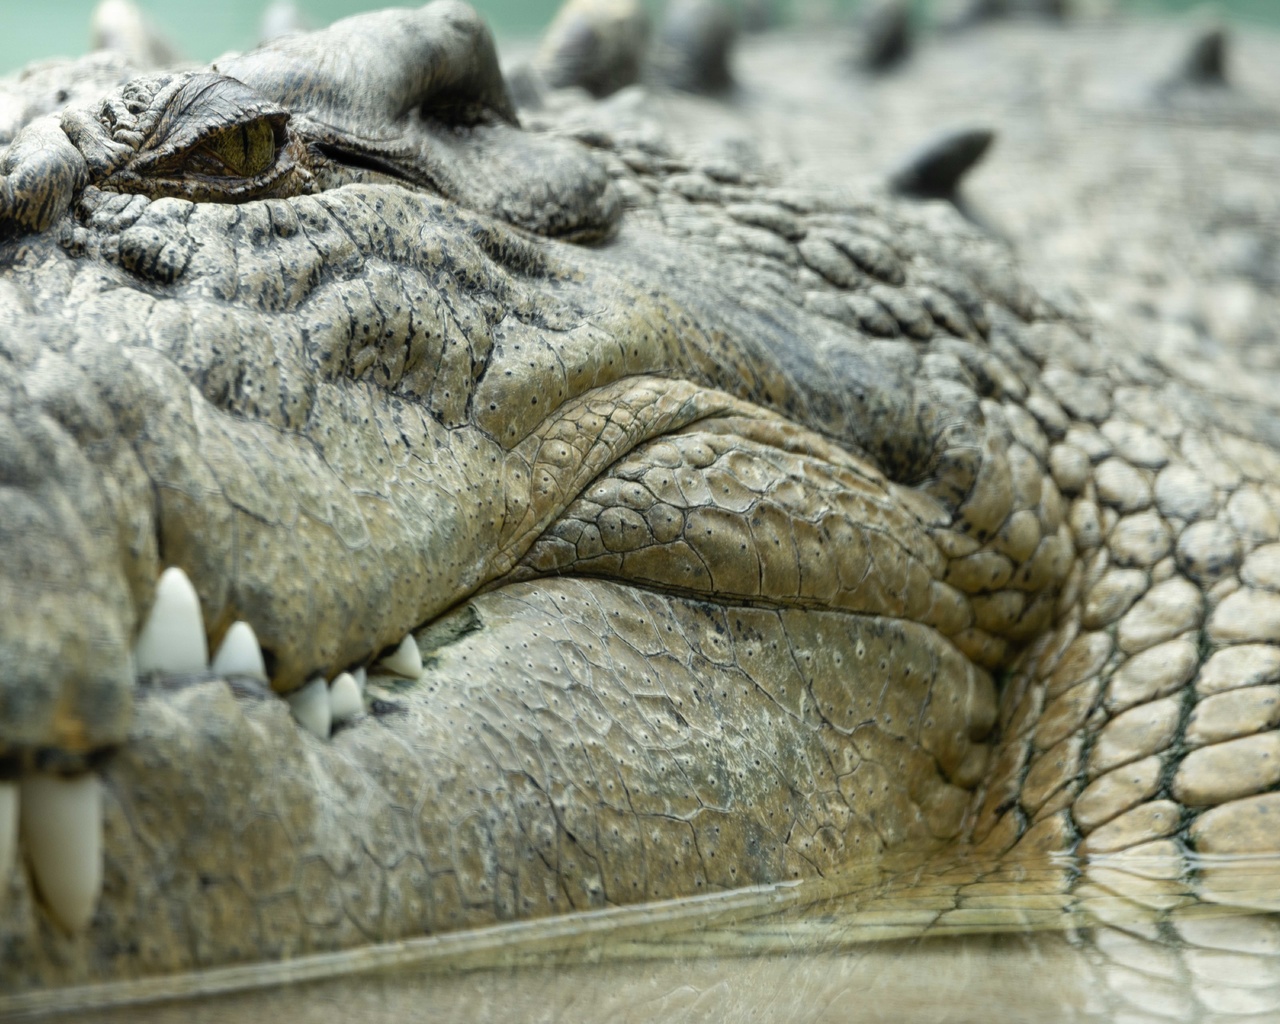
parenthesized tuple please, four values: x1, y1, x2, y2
(1, 0, 1280, 1012)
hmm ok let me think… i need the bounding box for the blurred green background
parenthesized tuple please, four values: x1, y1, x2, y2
(0, 0, 1275, 73)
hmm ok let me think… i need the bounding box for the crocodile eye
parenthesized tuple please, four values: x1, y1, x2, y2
(185, 120, 278, 178)
(97, 74, 301, 203)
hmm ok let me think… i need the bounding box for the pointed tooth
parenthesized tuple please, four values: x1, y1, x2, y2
(19, 774, 103, 933)
(377, 635, 422, 679)
(0, 782, 16, 900)
(134, 567, 209, 676)
(328, 673, 364, 724)
(287, 677, 331, 739)
(352, 666, 367, 692)
(211, 621, 268, 682)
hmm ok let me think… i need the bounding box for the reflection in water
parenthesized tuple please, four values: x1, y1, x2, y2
(10, 853, 1280, 1023)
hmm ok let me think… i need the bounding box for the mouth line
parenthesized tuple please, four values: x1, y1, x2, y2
(0, 533, 1011, 1009)
(2, 555, 988, 947)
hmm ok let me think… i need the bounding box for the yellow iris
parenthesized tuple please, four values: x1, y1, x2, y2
(193, 120, 277, 177)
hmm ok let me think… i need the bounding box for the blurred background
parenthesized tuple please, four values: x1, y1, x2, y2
(0, 0, 1274, 72)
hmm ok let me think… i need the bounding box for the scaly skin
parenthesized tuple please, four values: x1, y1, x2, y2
(1, 0, 1280, 1000)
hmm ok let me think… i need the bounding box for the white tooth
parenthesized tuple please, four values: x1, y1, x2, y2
(133, 567, 208, 676)
(287, 677, 331, 739)
(328, 673, 363, 724)
(210, 621, 268, 682)
(0, 782, 16, 900)
(377, 635, 422, 679)
(19, 774, 103, 933)
(352, 666, 367, 692)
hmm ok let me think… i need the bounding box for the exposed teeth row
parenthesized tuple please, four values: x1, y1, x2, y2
(2, 567, 429, 934)
(281, 667, 374, 739)
(134, 565, 427, 737)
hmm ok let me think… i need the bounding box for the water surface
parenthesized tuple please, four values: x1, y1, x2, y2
(9, 853, 1280, 1023)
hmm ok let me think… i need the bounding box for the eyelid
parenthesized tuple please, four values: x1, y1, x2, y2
(126, 73, 291, 177)
(92, 74, 304, 203)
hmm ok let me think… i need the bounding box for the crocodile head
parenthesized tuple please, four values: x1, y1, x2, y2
(3, 0, 1277, 995)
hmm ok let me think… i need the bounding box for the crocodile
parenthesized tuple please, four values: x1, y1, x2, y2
(2, 0, 1280, 1004)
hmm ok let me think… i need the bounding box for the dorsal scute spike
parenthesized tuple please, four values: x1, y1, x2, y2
(1175, 23, 1230, 88)
(888, 127, 995, 203)
(937, 0, 1066, 32)
(650, 0, 739, 96)
(535, 0, 651, 99)
(852, 0, 912, 74)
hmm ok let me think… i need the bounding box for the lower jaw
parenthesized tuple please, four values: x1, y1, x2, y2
(3, 577, 986, 993)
